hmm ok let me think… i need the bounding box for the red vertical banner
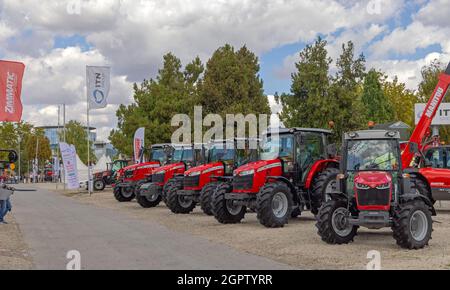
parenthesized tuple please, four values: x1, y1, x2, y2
(0, 60, 25, 122)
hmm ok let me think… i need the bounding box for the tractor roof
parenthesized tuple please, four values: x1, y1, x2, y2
(151, 143, 172, 149)
(345, 130, 401, 140)
(266, 128, 332, 136)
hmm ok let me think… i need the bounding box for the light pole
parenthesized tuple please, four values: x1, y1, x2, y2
(18, 135, 22, 184)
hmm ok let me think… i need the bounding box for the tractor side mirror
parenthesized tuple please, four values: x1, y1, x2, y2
(409, 142, 419, 154)
(327, 144, 337, 157)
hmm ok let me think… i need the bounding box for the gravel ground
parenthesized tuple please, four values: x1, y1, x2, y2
(57, 186, 450, 270)
(0, 214, 34, 270)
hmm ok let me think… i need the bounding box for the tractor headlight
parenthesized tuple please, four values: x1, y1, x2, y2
(189, 171, 201, 177)
(356, 183, 370, 190)
(376, 183, 390, 190)
(239, 169, 255, 176)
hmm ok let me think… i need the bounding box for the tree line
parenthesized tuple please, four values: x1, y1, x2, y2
(110, 38, 448, 155)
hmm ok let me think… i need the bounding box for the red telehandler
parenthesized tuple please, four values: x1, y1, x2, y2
(402, 62, 450, 203)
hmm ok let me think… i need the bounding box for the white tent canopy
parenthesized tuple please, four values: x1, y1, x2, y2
(93, 155, 112, 173)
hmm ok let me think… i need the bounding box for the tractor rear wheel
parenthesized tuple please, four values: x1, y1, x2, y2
(200, 182, 220, 216)
(311, 167, 339, 215)
(212, 183, 246, 224)
(136, 185, 162, 208)
(94, 179, 106, 191)
(316, 200, 357, 244)
(114, 186, 135, 202)
(392, 200, 433, 249)
(256, 182, 293, 228)
(166, 180, 196, 214)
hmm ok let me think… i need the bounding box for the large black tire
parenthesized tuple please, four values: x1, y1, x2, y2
(256, 182, 293, 228)
(311, 167, 339, 215)
(134, 180, 147, 196)
(136, 185, 162, 208)
(392, 200, 433, 249)
(316, 200, 358, 245)
(200, 182, 220, 216)
(166, 179, 197, 214)
(212, 183, 246, 224)
(114, 186, 135, 202)
(94, 179, 106, 191)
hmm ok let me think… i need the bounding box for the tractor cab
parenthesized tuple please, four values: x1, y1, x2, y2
(317, 130, 435, 249)
(212, 128, 339, 228)
(165, 138, 259, 215)
(136, 144, 207, 208)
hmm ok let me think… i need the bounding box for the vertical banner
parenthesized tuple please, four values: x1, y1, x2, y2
(53, 156, 60, 181)
(86, 66, 110, 109)
(134, 127, 145, 164)
(0, 60, 25, 122)
(59, 142, 79, 189)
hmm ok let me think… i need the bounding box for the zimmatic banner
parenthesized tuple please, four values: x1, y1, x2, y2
(0, 60, 25, 122)
(134, 127, 145, 164)
(86, 66, 110, 109)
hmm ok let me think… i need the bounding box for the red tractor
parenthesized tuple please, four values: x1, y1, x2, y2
(113, 144, 172, 202)
(401, 62, 450, 204)
(93, 159, 130, 191)
(136, 144, 206, 208)
(165, 139, 259, 215)
(316, 130, 435, 249)
(211, 128, 339, 228)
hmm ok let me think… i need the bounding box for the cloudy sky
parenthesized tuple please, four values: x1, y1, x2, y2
(1, 0, 449, 141)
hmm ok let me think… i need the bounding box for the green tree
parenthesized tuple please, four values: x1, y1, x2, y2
(329, 41, 366, 141)
(199, 44, 270, 116)
(383, 77, 418, 128)
(361, 69, 394, 124)
(24, 128, 52, 169)
(278, 37, 332, 129)
(61, 120, 96, 165)
(110, 53, 204, 155)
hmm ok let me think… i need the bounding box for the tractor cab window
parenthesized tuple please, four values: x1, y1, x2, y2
(209, 143, 236, 174)
(111, 162, 123, 172)
(425, 148, 445, 168)
(193, 148, 205, 166)
(297, 132, 325, 179)
(260, 135, 294, 162)
(346, 140, 400, 171)
(173, 147, 194, 166)
(150, 148, 167, 164)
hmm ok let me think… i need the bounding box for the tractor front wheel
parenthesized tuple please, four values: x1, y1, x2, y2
(136, 186, 162, 208)
(311, 167, 339, 215)
(166, 180, 196, 214)
(94, 179, 106, 191)
(316, 200, 357, 244)
(200, 182, 220, 216)
(114, 186, 135, 202)
(256, 182, 293, 228)
(392, 200, 433, 249)
(212, 183, 246, 224)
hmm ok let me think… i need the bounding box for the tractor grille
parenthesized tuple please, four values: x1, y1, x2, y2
(124, 170, 134, 179)
(233, 175, 254, 191)
(184, 176, 200, 188)
(357, 188, 391, 206)
(152, 173, 165, 184)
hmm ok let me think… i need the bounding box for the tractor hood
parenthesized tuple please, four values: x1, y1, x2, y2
(135, 161, 160, 171)
(122, 164, 140, 172)
(354, 171, 392, 188)
(234, 159, 282, 175)
(185, 162, 224, 176)
(153, 162, 185, 174)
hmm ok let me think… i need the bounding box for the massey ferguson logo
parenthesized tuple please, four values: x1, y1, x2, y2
(5, 71, 17, 114)
(425, 87, 444, 118)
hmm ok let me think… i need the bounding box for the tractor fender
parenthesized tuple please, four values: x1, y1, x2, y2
(400, 193, 436, 216)
(305, 159, 339, 190)
(266, 176, 297, 202)
(328, 191, 348, 202)
(408, 172, 432, 196)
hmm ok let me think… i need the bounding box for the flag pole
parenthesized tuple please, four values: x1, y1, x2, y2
(87, 67, 91, 196)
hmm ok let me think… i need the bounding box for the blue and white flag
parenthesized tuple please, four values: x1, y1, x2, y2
(86, 66, 110, 110)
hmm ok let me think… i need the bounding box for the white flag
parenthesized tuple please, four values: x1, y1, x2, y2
(134, 127, 145, 164)
(86, 66, 110, 109)
(60, 142, 79, 189)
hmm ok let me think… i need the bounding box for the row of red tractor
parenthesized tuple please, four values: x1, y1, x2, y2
(99, 63, 450, 250)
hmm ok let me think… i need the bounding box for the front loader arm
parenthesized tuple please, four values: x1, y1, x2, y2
(402, 62, 450, 168)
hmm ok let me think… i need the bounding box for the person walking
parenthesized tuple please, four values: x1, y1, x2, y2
(0, 184, 13, 224)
